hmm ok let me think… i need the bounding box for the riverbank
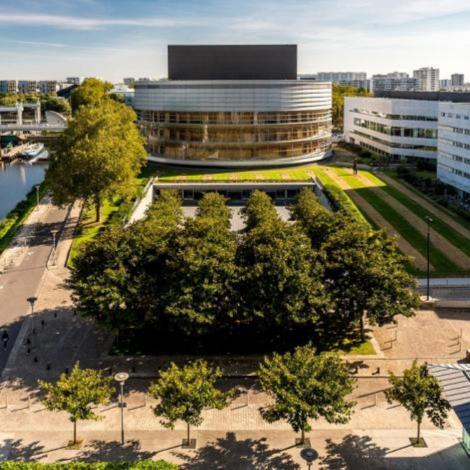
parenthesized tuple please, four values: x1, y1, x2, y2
(0, 182, 47, 253)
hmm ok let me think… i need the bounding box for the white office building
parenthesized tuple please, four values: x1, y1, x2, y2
(438, 102, 470, 198)
(370, 73, 417, 93)
(344, 97, 438, 160)
(413, 67, 440, 92)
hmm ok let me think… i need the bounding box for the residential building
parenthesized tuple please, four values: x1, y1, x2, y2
(438, 102, 470, 198)
(123, 77, 136, 86)
(66, 77, 84, 85)
(134, 45, 332, 167)
(451, 74, 465, 87)
(18, 80, 38, 94)
(344, 97, 439, 160)
(413, 67, 440, 91)
(370, 72, 417, 93)
(0, 80, 17, 94)
(315, 72, 367, 89)
(440, 79, 452, 89)
(38, 80, 59, 95)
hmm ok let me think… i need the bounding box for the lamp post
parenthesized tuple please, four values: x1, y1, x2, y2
(114, 372, 129, 445)
(34, 184, 40, 210)
(50, 229, 58, 266)
(425, 216, 433, 301)
(27, 296, 38, 348)
(300, 448, 319, 470)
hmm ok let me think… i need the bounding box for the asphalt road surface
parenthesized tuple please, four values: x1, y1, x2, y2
(0, 203, 69, 375)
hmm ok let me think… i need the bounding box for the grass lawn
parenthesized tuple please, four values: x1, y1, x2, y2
(384, 170, 470, 232)
(67, 198, 121, 266)
(330, 168, 459, 275)
(154, 163, 320, 181)
(339, 339, 376, 356)
(360, 172, 470, 257)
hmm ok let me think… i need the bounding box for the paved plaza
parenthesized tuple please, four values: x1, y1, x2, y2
(0, 196, 469, 467)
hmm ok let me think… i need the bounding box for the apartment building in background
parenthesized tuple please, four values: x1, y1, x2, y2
(18, 80, 38, 94)
(66, 77, 84, 86)
(38, 80, 59, 95)
(317, 72, 367, 89)
(413, 67, 440, 91)
(451, 74, 465, 87)
(369, 72, 417, 93)
(123, 77, 136, 86)
(0, 80, 17, 94)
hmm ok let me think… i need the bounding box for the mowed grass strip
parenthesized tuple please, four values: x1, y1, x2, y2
(360, 171, 470, 257)
(330, 169, 459, 275)
(383, 171, 470, 232)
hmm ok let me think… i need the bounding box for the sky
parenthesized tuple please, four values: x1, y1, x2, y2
(1, 0, 470, 82)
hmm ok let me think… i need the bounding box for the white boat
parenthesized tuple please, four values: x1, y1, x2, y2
(21, 143, 45, 163)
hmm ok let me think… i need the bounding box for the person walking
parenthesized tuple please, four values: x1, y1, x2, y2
(353, 158, 358, 175)
(2, 329, 9, 351)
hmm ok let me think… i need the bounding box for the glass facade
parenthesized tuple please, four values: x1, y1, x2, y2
(138, 110, 332, 161)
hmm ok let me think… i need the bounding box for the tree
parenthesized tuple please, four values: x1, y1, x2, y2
(291, 188, 419, 342)
(259, 344, 355, 445)
(164, 192, 237, 334)
(148, 361, 234, 444)
(332, 84, 369, 130)
(46, 99, 147, 221)
(69, 190, 182, 331)
(38, 362, 113, 445)
(385, 361, 451, 444)
(238, 191, 326, 333)
(70, 78, 113, 112)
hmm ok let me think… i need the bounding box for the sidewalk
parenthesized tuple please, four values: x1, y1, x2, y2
(0, 429, 467, 468)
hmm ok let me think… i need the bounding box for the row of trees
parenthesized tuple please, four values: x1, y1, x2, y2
(70, 189, 419, 349)
(40, 352, 450, 447)
(332, 84, 370, 130)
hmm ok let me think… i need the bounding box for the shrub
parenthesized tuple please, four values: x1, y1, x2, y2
(0, 462, 178, 470)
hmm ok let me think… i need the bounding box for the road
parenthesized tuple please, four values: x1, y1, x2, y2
(0, 202, 69, 375)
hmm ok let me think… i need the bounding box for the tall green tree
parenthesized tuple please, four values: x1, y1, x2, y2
(332, 84, 370, 130)
(46, 99, 147, 221)
(69, 190, 182, 331)
(259, 344, 355, 445)
(292, 188, 419, 342)
(38, 363, 113, 445)
(70, 78, 113, 112)
(238, 191, 326, 332)
(164, 193, 237, 334)
(148, 361, 234, 444)
(385, 361, 451, 444)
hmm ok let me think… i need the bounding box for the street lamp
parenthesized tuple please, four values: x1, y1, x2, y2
(51, 229, 58, 266)
(34, 184, 40, 210)
(27, 296, 38, 347)
(425, 216, 433, 301)
(114, 372, 129, 445)
(300, 447, 319, 470)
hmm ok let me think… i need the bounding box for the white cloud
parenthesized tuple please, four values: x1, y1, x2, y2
(0, 13, 198, 30)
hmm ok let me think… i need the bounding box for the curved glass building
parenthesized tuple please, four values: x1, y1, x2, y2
(134, 46, 333, 167)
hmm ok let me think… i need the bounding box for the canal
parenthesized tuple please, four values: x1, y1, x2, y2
(0, 161, 48, 220)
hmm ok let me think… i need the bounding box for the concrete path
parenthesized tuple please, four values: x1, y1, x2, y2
(0, 197, 71, 376)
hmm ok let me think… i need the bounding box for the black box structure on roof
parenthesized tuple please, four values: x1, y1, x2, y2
(168, 45, 297, 80)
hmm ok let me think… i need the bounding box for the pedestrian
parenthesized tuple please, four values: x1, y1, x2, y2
(2, 329, 9, 351)
(353, 158, 358, 175)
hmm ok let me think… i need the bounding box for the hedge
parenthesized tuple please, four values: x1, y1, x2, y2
(0, 462, 178, 470)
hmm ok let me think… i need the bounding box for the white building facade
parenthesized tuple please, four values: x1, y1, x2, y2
(413, 67, 440, 92)
(344, 97, 438, 160)
(438, 102, 470, 197)
(370, 73, 417, 93)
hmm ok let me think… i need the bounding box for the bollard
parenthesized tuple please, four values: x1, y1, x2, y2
(27, 348, 31, 354)
(26, 338, 31, 346)
(46, 364, 51, 371)
(65, 367, 69, 375)
(41, 320, 45, 327)
(33, 356, 38, 363)
(54, 312, 57, 318)
(132, 366, 136, 373)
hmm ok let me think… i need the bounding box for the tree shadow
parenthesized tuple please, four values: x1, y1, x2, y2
(0, 438, 46, 461)
(174, 432, 300, 470)
(67, 439, 155, 462)
(320, 435, 389, 469)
